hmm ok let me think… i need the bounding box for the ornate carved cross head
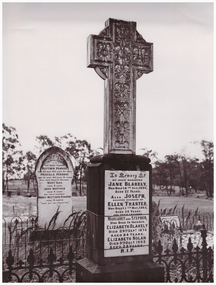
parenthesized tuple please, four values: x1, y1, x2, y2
(87, 18, 153, 154)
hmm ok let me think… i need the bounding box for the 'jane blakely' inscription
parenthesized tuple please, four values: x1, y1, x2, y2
(104, 170, 149, 257)
(105, 171, 149, 216)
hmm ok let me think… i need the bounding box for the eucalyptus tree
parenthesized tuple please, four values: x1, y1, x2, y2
(140, 147, 158, 166)
(34, 135, 54, 156)
(23, 151, 37, 192)
(2, 123, 24, 192)
(154, 160, 169, 189)
(200, 140, 214, 197)
(164, 154, 179, 193)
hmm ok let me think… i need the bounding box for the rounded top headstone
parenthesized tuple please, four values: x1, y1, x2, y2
(35, 146, 74, 229)
(35, 146, 73, 173)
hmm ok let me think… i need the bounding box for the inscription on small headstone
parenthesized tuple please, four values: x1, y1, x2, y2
(35, 147, 73, 229)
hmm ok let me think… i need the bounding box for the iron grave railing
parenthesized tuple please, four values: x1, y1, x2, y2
(2, 213, 214, 282)
(2, 212, 86, 282)
(153, 225, 213, 282)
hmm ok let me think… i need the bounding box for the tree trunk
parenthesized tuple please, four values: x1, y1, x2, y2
(6, 173, 8, 192)
(205, 181, 209, 197)
(182, 160, 188, 197)
(2, 171, 5, 193)
(178, 164, 183, 194)
(80, 167, 82, 196)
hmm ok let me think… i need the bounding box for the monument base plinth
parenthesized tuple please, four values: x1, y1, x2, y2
(76, 257, 164, 282)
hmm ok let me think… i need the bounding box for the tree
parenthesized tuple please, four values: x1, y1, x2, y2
(55, 134, 93, 193)
(140, 147, 158, 166)
(23, 151, 37, 192)
(154, 160, 169, 189)
(2, 124, 24, 192)
(164, 154, 179, 194)
(200, 140, 214, 198)
(72, 139, 93, 195)
(187, 157, 200, 192)
(34, 135, 54, 156)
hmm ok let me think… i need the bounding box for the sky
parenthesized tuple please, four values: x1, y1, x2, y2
(2, 2, 214, 160)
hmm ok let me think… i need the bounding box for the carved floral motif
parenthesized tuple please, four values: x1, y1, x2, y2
(114, 121, 130, 149)
(114, 42, 130, 66)
(114, 101, 130, 121)
(89, 19, 153, 153)
(133, 46, 149, 66)
(112, 22, 132, 149)
(114, 65, 130, 83)
(115, 23, 131, 41)
(114, 82, 130, 99)
(96, 42, 112, 62)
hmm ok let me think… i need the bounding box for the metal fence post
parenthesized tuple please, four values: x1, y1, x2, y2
(201, 224, 207, 282)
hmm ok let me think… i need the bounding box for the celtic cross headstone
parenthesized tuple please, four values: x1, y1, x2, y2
(76, 18, 164, 282)
(87, 18, 153, 154)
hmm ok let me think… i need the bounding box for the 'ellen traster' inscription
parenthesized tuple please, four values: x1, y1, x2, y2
(104, 170, 149, 257)
(105, 170, 149, 216)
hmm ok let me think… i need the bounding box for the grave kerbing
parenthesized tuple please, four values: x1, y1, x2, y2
(76, 18, 164, 282)
(35, 146, 74, 229)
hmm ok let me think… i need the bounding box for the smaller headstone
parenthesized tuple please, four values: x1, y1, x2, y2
(161, 215, 180, 229)
(35, 146, 74, 229)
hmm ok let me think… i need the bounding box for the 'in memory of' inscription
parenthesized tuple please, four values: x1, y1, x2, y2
(104, 170, 149, 257)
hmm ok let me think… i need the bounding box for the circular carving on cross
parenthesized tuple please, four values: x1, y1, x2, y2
(87, 18, 153, 154)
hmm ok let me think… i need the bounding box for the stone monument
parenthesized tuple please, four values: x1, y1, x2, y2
(35, 146, 74, 229)
(76, 18, 164, 282)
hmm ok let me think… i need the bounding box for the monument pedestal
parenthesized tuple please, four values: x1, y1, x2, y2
(76, 154, 164, 282)
(76, 257, 164, 282)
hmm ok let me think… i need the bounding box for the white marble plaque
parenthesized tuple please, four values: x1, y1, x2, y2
(104, 170, 149, 257)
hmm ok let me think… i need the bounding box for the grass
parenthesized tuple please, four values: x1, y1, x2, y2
(4, 179, 87, 196)
(153, 196, 213, 213)
(2, 179, 213, 218)
(2, 193, 213, 219)
(2, 194, 86, 218)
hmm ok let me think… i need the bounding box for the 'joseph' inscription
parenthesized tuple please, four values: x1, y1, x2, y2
(104, 170, 149, 257)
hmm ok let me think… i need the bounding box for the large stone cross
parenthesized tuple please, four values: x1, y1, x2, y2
(87, 18, 153, 154)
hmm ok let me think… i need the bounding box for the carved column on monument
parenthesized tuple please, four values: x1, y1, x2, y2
(87, 18, 153, 154)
